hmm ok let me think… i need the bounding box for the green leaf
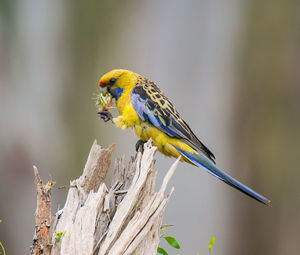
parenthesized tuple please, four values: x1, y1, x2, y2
(163, 236, 180, 249)
(210, 236, 215, 245)
(207, 244, 212, 249)
(157, 247, 168, 255)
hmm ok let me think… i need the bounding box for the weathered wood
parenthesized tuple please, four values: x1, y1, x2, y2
(50, 141, 114, 255)
(31, 139, 179, 255)
(79, 141, 115, 194)
(30, 166, 53, 255)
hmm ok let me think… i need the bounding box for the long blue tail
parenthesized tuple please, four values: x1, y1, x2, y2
(174, 147, 270, 205)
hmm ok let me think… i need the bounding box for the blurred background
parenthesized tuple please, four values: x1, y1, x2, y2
(0, 0, 299, 254)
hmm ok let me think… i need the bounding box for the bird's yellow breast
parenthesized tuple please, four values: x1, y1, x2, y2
(115, 86, 141, 127)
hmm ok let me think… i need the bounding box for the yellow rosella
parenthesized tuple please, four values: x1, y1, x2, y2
(98, 69, 270, 205)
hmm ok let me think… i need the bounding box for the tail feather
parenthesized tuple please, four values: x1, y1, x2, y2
(174, 146, 271, 205)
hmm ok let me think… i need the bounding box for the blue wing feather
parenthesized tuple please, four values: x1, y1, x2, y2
(131, 84, 216, 162)
(131, 91, 179, 137)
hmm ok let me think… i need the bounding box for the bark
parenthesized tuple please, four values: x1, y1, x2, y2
(31, 139, 179, 255)
(30, 166, 53, 255)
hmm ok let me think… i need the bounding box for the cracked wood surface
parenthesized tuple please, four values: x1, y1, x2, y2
(30, 166, 53, 255)
(31, 139, 179, 255)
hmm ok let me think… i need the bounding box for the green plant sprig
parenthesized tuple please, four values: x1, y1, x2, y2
(157, 224, 180, 255)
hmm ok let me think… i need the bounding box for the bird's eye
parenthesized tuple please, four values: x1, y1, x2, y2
(109, 78, 117, 85)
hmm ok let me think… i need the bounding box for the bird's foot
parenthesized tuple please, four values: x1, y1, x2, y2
(135, 139, 146, 153)
(98, 111, 113, 122)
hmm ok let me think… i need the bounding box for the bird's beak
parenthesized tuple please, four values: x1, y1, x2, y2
(99, 80, 105, 87)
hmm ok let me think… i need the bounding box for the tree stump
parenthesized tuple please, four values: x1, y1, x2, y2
(30, 139, 179, 255)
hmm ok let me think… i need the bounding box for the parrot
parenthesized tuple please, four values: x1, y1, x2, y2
(98, 69, 270, 205)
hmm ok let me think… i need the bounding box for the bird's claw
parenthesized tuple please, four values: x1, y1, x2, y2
(98, 111, 113, 122)
(135, 139, 146, 153)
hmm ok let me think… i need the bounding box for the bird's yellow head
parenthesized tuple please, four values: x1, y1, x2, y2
(98, 69, 137, 90)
